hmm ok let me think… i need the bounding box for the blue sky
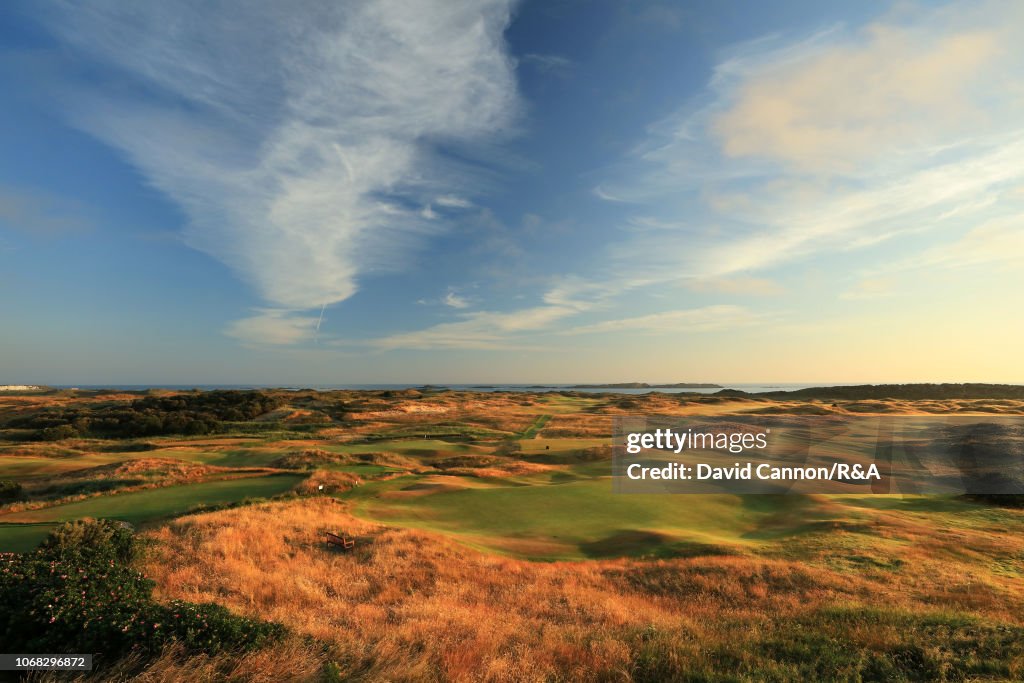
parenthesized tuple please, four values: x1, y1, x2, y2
(1, 0, 1022, 385)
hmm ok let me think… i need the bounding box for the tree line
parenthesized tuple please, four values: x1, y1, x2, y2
(5, 391, 284, 440)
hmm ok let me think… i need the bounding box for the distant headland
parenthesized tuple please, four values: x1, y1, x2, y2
(568, 382, 722, 389)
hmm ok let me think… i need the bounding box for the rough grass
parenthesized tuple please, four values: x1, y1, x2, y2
(140, 498, 1024, 682)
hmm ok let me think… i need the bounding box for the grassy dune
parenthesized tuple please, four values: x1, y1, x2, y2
(141, 498, 1024, 681)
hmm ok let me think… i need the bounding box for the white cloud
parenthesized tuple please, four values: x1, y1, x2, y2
(520, 53, 573, 76)
(362, 285, 760, 350)
(712, 23, 1005, 172)
(593, 185, 633, 203)
(35, 0, 519, 341)
(372, 304, 576, 350)
(435, 195, 473, 209)
(443, 290, 471, 309)
(561, 305, 760, 336)
(880, 213, 1024, 273)
(225, 309, 321, 346)
(597, 0, 1024, 293)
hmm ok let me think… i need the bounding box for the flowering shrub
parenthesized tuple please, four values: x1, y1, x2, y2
(0, 519, 283, 657)
(157, 600, 284, 653)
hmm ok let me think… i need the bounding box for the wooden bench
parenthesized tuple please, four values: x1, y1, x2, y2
(325, 531, 356, 550)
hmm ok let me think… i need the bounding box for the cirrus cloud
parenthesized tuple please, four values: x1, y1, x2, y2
(32, 0, 520, 343)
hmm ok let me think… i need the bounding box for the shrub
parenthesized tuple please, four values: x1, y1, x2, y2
(156, 600, 284, 652)
(37, 424, 79, 441)
(0, 520, 284, 660)
(0, 523, 156, 655)
(38, 518, 138, 563)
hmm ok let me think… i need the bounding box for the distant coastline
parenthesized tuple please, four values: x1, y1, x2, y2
(24, 382, 1024, 399)
(568, 382, 721, 389)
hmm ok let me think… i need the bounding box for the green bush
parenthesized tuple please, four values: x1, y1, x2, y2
(0, 522, 157, 655)
(37, 424, 79, 441)
(38, 518, 138, 563)
(0, 519, 284, 659)
(157, 600, 284, 652)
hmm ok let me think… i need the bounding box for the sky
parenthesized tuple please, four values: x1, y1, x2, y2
(1, 0, 1023, 385)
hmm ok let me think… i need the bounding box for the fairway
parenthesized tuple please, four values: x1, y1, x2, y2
(517, 437, 608, 453)
(352, 478, 845, 560)
(0, 523, 60, 553)
(324, 439, 482, 455)
(0, 474, 304, 550)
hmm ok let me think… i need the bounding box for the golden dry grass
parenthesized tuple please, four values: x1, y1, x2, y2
(37, 640, 328, 683)
(142, 497, 1024, 682)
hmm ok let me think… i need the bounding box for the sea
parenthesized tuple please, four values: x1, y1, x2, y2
(52, 383, 851, 395)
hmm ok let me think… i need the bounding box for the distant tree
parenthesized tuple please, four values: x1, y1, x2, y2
(0, 480, 22, 501)
(37, 424, 79, 441)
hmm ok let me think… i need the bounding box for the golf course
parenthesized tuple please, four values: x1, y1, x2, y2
(3, 385, 1024, 679)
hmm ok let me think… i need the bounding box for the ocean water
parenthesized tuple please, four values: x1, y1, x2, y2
(53, 383, 848, 395)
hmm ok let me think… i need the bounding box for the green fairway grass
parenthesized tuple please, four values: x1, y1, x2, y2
(520, 414, 551, 439)
(0, 453, 153, 480)
(323, 439, 481, 455)
(0, 523, 60, 553)
(517, 437, 608, 454)
(331, 463, 399, 475)
(0, 474, 305, 550)
(0, 447, 265, 479)
(351, 478, 845, 560)
(200, 448, 292, 467)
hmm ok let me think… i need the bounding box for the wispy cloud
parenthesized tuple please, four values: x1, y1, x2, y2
(597, 1, 1024, 292)
(435, 195, 474, 209)
(371, 304, 577, 351)
(364, 298, 761, 350)
(443, 290, 471, 309)
(33, 0, 520, 344)
(561, 305, 760, 336)
(520, 53, 573, 77)
(684, 276, 785, 297)
(879, 212, 1024, 273)
(374, 1, 1024, 355)
(225, 309, 322, 346)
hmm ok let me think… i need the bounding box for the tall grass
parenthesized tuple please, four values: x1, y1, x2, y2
(139, 498, 1024, 681)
